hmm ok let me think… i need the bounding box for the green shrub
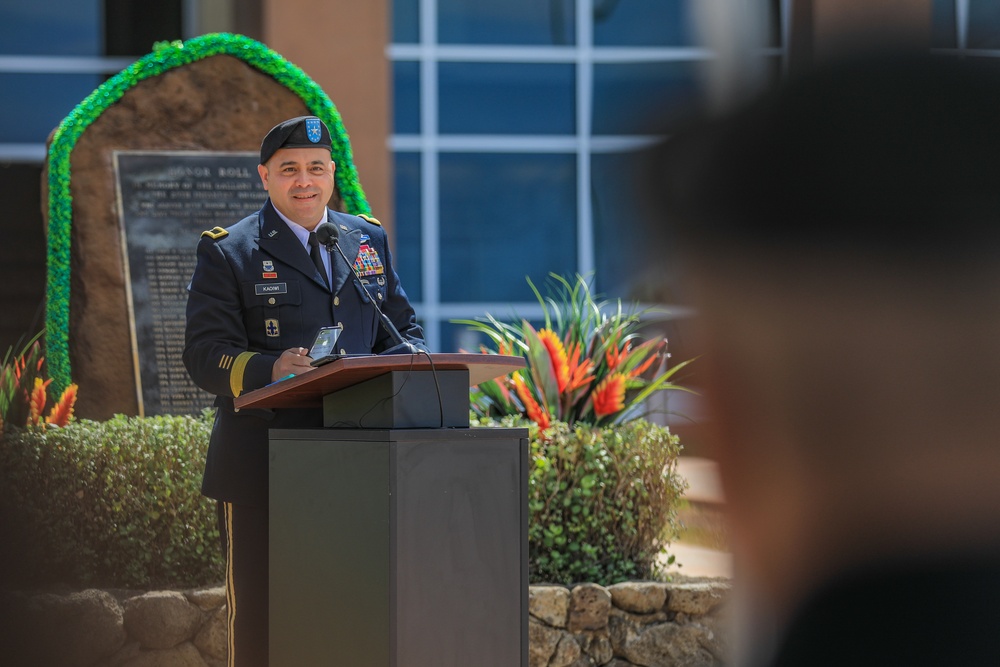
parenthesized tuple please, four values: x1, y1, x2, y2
(0, 411, 222, 590)
(478, 414, 687, 585)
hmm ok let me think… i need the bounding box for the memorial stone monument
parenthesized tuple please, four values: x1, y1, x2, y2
(43, 35, 365, 419)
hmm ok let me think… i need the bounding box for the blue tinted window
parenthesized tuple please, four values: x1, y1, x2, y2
(0, 73, 102, 143)
(592, 152, 660, 300)
(0, 1, 100, 56)
(592, 62, 702, 135)
(932, 0, 957, 48)
(439, 0, 575, 45)
(593, 0, 696, 47)
(439, 63, 575, 135)
(439, 153, 576, 302)
(968, 0, 1000, 48)
(393, 61, 421, 134)
(393, 152, 422, 301)
(393, 0, 420, 43)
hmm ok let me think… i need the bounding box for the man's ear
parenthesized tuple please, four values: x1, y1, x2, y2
(330, 161, 336, 175)
(257, 163, 269, 191)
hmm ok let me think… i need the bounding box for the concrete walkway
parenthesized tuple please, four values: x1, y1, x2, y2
(661, 457, 732, 579)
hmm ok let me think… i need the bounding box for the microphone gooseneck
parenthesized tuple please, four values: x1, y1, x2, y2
(322, 224, 415, 354)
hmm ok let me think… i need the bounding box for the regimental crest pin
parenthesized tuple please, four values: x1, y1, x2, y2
(265, 319, 280, 337)
(305, 118, 322, 143)
(263, 261, 274, 272)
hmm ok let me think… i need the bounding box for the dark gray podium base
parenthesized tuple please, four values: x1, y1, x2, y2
(269, 427, 529, 667)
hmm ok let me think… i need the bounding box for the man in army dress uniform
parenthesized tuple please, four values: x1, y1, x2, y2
(184, 116, 424, 666)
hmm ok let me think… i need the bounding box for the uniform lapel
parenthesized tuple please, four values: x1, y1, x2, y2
(331, 215, 362, 296)
(256, 200, 329, 290)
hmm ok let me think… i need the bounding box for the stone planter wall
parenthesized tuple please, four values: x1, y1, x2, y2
(529, 580, 730, 667)
(3, 579, 729, 667)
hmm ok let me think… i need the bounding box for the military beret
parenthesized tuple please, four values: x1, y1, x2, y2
(259, 116, 332, 165)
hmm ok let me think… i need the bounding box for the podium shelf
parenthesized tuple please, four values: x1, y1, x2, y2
(233, 353, 525, 411)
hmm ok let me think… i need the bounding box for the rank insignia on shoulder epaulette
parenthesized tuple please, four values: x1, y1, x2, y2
(201, 226, 229, 240)
(358, 214, 382, 227)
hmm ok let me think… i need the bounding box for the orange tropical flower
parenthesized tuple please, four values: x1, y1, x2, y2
(46, 383, 78, 427)
(537, 328, 570, 393)
(592, 373, 626, 418)
(28, 376, 50, 426)
(513, 372, 551, 430)
(605, 332, 630, 371)
(564, 341, 594, 393)
(629, 352, 658, 378)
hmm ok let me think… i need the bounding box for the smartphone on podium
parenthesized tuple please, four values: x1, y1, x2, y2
(308, 324, 344, 367)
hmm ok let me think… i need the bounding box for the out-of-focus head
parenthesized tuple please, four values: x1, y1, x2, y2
(649, 53, 1000, 270)
(644, 53, 1000, 617)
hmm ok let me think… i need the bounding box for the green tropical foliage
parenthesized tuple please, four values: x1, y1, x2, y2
(0, 332, 78, 435)
(456, 274, 694, 429)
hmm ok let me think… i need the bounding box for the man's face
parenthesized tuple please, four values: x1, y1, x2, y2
(257, 147, 336, 230)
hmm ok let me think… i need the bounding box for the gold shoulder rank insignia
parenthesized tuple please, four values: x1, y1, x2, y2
(201, 226, 229, 239)
(358, 214, 382, 227)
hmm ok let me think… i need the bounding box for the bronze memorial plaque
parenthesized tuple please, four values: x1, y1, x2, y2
(114, 151, 266, 416)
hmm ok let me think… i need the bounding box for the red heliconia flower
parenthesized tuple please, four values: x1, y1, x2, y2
(46, 383, 78, 427)
(512, 372, 551, 430)
(605, 331, 630, 372)
(564, 341, 594, 393)
(28, 376, 51, 426)
(537, 328, 570, 393)
(628, 340, 665, 378)
(592, 372, 626, 418)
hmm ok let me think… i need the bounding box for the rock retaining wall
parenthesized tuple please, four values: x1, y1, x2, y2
(3, 580, 729, 667)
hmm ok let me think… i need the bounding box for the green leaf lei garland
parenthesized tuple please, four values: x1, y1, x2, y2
(45, 33, 370, 396)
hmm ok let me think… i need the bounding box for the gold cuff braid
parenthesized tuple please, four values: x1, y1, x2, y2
(230, 351, 259, 398)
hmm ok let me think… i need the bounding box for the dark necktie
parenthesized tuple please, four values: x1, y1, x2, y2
(308, 232, 328, 288)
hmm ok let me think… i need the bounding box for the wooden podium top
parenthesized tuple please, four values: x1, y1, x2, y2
(233, 353, 525, 410)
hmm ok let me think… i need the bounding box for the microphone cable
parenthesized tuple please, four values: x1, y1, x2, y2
(317, 221, 445, 428)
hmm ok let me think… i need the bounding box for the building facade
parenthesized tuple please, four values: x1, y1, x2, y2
(0, 0, 980, 355)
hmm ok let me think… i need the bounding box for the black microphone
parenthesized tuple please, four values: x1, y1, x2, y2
(315, 222, 416, 355)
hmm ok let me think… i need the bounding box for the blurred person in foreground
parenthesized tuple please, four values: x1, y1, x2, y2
(644, 52, 1000, 667)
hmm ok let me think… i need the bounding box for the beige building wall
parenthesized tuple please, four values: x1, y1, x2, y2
(262, 0, 394, 235)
